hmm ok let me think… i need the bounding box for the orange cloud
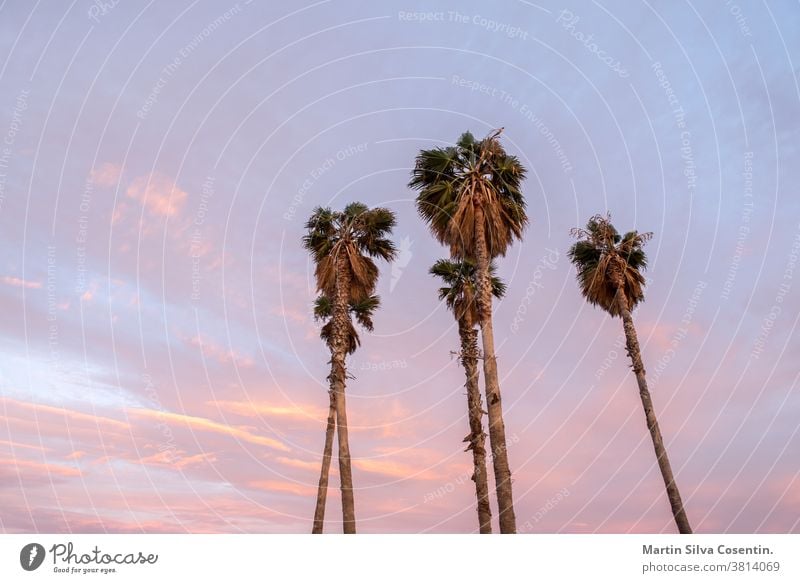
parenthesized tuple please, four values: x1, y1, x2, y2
(1, 276, 41, 289)
(90, 162, 122, 187)
(0, 398, 130, 431)
(0, 439, 49, 452)
(127, 408, 289, 452)
(0, 457, 81, 477)
(212, 400, 325, 421)
(274, 456, 323, 472)
(353, 458, 441, 481)
(137, 450, 217, 469)
(247, 480, 316, 496)
(126, 173, 187, 217)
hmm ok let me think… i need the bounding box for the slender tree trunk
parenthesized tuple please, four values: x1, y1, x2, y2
(332, 253, 356, 533)
(473, 202, 517, 533)
(459, 316, 492, 533)
(615, 288, 692, 534)
(312, 389, 336, 533)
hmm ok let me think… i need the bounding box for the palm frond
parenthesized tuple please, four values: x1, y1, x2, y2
(430, 257, 506, 324)
(410, 130, 528, 259)
(304, 202, 396, 355)
(568, 213, 651, 316)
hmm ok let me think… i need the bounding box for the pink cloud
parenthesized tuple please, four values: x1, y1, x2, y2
(0, 439, 49, 452)
(126, 408, 289, 452)
(1, 276, 41, 289)
(0, 457, 81, 478)
(89, 162, 122, 187)
(187, 334, 255, 368)
(247, 480, 316, 497)
(353, 446, 455, 482)
(274, 456, 323, 473)
(137, 449, 217, 470)
(125, 173, 187, 217)
(0, 397, 129, 431)
(212, 400, 325, 421)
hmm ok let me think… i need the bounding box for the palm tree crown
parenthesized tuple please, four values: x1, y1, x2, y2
(313, 294, 380, 355)
(430, 258, 507, 324)
(410, 130, 527, 259)
(303, 202, 397, 301)
(568, 214, 652, 317)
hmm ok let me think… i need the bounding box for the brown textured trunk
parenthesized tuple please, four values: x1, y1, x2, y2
(473, 201, 517, 533)
(615, 285, 692, 534)
(332, 251, 356, 533)
(311, 389, 336, 533)
(459, 315, 492, 533)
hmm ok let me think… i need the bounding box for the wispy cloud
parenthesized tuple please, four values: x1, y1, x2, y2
(0, 457, 81, 477)
(0, 398, 130, 431)
(126, 408, 289, 452)
(137, 450, 217, 470)
(246, 480, 316, 497)
(274, 456, 322, 472)
(1, 276, 42, 289)
(187, 334, 255, 368)
(212, 400, 325, 421)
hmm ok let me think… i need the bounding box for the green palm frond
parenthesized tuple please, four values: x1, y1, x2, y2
(430, 258, 506, 324)
(304, 203, 397, 301)
(313, 293, 380, 355)
(304, 202, 396, 355)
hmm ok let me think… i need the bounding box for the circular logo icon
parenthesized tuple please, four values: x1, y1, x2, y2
(20, 543, 46, 571)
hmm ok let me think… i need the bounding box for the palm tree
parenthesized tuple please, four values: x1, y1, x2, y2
(411, 129, 527, 533)
(568, 214, 692, 534)
(303, 203, 397, 534)
(430, 258, 506, 533)
(310, 294, 379, 534)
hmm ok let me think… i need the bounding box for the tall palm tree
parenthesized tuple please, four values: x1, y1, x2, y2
(568, 214, 692, 534)
(311, 294, 378, 534)
(411, 129, 527, 533)
(303, 203, 397, 534)
(430, 258, 506, 533)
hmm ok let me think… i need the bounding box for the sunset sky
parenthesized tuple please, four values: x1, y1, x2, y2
(0, 0, 798, 533)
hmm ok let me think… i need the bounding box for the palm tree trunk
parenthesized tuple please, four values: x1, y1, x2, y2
(459, 317, 492, 533)
(332, 252, 356, 533)
(473, 202, 517, 533)
(616, 289, 692, 534)
(312, 389, 336, 533)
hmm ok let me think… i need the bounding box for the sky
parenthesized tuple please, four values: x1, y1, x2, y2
(0, 0, 798, 534)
